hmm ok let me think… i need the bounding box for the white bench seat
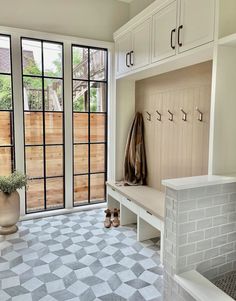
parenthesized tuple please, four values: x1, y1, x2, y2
(106, 181, 165, 263)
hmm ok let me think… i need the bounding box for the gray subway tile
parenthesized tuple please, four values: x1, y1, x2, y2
(188, 231, 204, 243)
(212, 215, 228, 227)
(179, 222, 196, 234)
(212, 235, 228, 247)
(197, 197, 213, 208)
(187, 252, 203, 265)
(188, 209, 205, 221)
(196, 239, 212, 252)
(197, 218, 212, 230)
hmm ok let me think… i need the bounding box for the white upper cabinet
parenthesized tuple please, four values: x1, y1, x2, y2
(178, 0, 215, 53)
(115, 18, 151, 76)
(114, 0, 215, 78)
(152, 1, 177, 63)
(132, 18, 151, 69)
(115, 31, 132, 76)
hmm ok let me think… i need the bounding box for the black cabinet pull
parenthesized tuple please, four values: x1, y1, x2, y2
(130, 51, 134, 66)
(170, 28, 176, 49)
(178, 25, 183, 47)
(127, 199, 132, 202)
(146, 211, 152, 216)
(126, 52, 130, 68)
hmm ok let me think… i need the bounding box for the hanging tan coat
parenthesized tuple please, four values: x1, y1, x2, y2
(123, 112, 147, 186)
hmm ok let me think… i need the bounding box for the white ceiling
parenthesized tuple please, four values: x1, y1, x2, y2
(117, 0, 134, 3)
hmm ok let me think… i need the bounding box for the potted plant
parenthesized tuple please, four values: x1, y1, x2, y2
(0, 171, 27, 235)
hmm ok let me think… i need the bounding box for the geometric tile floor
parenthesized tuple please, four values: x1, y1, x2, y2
(0, 209, 163, 301)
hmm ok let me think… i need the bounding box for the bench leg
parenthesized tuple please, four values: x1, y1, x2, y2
(120, 205, 137, 226)
(137, 217, 163, 264)
(107, 194, 120, 211)
(137, 217, 160, 241)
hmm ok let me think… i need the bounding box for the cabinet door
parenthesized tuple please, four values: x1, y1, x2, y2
(152, 1, 177, 63)
(115, 31, 132, 76)
(132, 18, 151, 70)
(178, 0, 215, 53)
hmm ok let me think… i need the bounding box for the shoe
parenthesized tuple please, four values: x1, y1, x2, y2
(112, 208, 120, 227)
(104, 209, 112, 228)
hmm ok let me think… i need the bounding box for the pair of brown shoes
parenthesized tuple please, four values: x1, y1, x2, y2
(104, 208, 120, 228)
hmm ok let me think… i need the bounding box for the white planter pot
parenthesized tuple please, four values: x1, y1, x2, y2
(0, 191, 20, 235)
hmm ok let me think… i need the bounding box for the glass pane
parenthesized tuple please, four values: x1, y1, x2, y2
(22, 39, 42, 76)
(0, 74, 12, 110)
(23, 77, 42, 111)
(74, 175, 88, 205)
(44, 79, 63, 111)
(90, 114, 105, 143)
(46, 146, 63, 177)
(26, 179, 44, 213)
(73, 81, 88, 112)
(24, 112, 43, 145)
(45, 113, 63, 144)
(90, 144, 105, 173)
(90, 82, 106, 112)
(90, 49, 106, 81)
(0, 147, 12, 176)
(73, 47, 88, 80)
(25, 146, 44, 178)
(0, 35, 11, 74)
(73, 113, 88, 143)
(43, 42, 62, 78)
(74, 144, 88, 175)
(0, 111, 12, 145)
(90, 173, 105, 202)
(46, 177, 64, 210)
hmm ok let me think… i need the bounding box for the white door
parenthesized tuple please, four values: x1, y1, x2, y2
(115, 31, 132, 76)
(178, 0, 215, 53)
(152, 1, 177, 63)
(132, 18, 151, 70)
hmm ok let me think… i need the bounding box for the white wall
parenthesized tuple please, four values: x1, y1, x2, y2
(129, 0, 155, 19)
(0, 0, 130, 41)
(115, 79, 135, 180)
(211, 46, 236, 175)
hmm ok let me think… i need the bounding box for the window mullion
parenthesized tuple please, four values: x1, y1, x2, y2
(11, 34, 25, 216)
(64, 41, 73, 209)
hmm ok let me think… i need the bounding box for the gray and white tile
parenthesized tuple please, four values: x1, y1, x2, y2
(0, 209, 163, 300)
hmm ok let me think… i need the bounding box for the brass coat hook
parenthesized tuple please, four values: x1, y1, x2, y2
(196, 107, 203, 122)
(168, 110, 173, 121)
(180, 108, 187, 121)
(156, 110, 162, 121)
(145, 111, 151, 121)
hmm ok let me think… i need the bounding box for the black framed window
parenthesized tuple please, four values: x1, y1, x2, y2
(72, 45, 108, 206)
(0, 34, 15, 176)
(21, 38, 64, 213)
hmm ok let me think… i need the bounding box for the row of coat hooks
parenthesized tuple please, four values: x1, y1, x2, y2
(145, 107, 203, 122)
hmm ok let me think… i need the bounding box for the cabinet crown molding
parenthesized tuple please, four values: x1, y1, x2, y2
(113, 0, 173, 40)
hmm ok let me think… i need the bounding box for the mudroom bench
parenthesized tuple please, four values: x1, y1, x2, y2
(106, 181, 165, 263)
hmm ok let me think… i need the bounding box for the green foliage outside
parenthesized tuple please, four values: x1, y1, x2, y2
(72, 48, 102, 112)
(0, 171, 27, 194)
(0, 47, 101, 111)
(23, 58, 43, 110)
(0, 75, 12, 110)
